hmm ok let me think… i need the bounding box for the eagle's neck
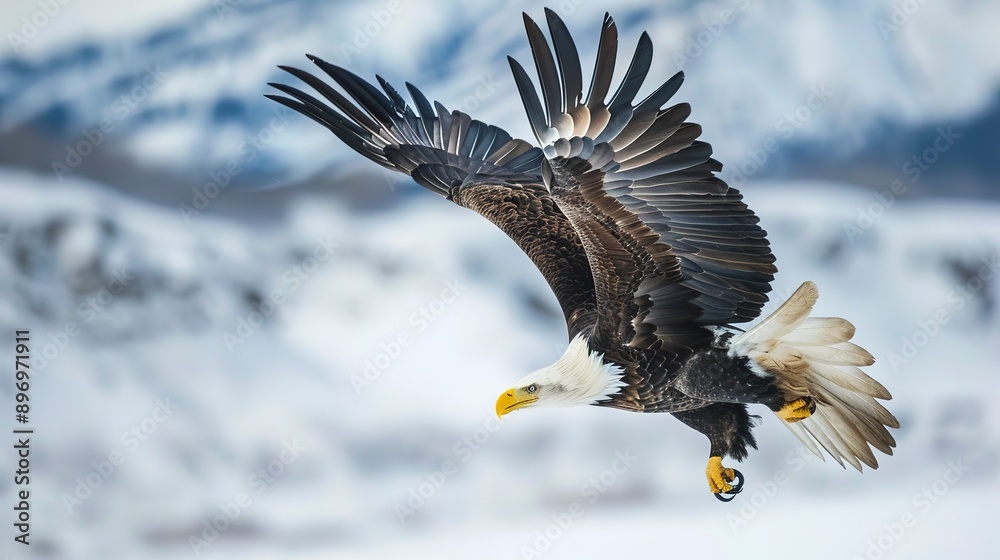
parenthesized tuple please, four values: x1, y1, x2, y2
(529, 334, 627, 406)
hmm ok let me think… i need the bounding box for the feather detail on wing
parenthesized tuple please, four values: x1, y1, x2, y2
(267, 59, 543, 194)
(509, 9, 776, 349)
(267, 59, 598, 335)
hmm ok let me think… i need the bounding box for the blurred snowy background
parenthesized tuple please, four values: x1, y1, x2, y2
(1, 0, 999, 559)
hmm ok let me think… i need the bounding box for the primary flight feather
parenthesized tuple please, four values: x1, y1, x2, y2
(267, 9, 898, 500)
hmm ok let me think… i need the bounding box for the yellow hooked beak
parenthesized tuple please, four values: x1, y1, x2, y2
(495, 387, 538, 418)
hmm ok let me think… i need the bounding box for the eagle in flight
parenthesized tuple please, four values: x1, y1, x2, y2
(268, 9, 898, 501)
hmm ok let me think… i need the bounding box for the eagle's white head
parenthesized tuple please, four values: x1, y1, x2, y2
(495, 334, 627, 417)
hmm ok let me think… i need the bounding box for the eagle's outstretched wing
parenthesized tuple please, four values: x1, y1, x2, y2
(509, 10, 777, 352)
(266, 58, 597, 335)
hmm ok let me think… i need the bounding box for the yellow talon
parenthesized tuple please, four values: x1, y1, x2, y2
(706, 456, 736, 494)
(776, 397, 814, 423)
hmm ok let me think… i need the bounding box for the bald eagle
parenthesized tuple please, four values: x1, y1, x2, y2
(267, 9, 898, 500)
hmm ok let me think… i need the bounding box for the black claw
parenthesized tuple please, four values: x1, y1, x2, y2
(713, 469, 744, 503)
(730, 468, 745, 492)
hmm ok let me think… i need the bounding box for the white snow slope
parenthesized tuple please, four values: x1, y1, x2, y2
(1, 169, 998, 560)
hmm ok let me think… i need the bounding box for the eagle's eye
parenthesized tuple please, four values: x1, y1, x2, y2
(527, 384, 537, 394)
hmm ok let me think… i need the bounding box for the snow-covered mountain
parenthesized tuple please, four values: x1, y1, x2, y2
(2, 0, 1000, 197)
(1, 168, 998, 559)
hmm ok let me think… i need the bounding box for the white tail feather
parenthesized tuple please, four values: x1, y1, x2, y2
(782, 317, 854, 346)
(732, 281, 898, 471)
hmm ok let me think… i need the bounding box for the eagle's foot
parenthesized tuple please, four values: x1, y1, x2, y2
(776, 397, 815, 423)
(707, 456, 743, 502)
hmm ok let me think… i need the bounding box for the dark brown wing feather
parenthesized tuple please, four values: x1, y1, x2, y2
(266, 58, 597, 336)
(510, 10, 776, 354)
